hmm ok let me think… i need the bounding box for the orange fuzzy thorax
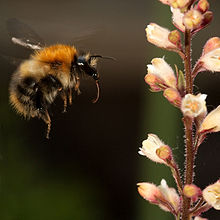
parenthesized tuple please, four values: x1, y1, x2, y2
(32, 44, 77, 65)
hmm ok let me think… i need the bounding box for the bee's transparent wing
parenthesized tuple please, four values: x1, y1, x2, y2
(7, 18, 44, 50)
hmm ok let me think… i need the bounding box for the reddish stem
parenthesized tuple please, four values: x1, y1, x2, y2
(182, 29, 195, 220)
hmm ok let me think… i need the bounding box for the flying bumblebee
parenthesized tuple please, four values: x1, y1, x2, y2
(7, 19, 113, 139)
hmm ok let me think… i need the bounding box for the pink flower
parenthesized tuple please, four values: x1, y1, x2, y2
(138, 134, 169, 164)
(137, 179, 180, 213)
(203, 180, 220, 210)
(145, 23, 179, 50)
(183, 9, 203, 30)
(199, 48, 220, 72)
(199, 105, 220, 133)
(158, 179, 180, 213)
(202, 37, 220, 56)
(146, 58, 177, 90)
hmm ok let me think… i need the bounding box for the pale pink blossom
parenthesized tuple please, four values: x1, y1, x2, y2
(200, 48, 220, 72)
(181, 94, 207, 118)
(202, 37, 220, 56)
(145, 23, 179, 50)
(199, 105, 220, 133)
(139, 134, 168, 164)
(146, 58, 177, 89)
(203, 180, 220, 210)
(158, 179, 180, 213)
(138, 179, 180, 213)
(171, 7, 185, 32)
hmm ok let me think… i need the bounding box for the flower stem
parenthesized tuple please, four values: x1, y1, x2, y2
(184, 29, 193, 94)
(182, 29, 194, 220)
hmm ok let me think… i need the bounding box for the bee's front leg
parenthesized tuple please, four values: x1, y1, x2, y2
(68, 88, 72, 105)
(74, 76, 81, 95)
(60, 90, 68, 113)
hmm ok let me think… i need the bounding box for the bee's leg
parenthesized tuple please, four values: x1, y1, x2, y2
(60, 90, 68, 113)
(41, 110, 51, 139)
(68, 88, 72, 105)
(74, 76, 81, 95)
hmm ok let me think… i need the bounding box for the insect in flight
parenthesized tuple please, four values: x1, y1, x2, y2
(7, 19, 114, 139)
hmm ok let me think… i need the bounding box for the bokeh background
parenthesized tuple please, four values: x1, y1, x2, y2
(0, 0, 220, 219)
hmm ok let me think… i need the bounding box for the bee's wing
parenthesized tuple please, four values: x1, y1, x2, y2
(7, 18, 44, 50)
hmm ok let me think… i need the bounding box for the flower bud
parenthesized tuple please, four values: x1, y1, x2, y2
(177, 69, 186, 94)
(183, 9, 203, 30)
(181, 94, 207, 118)
(137, 182, 163, 204)
(169, 0, 190, 9)
(199, 105, 220, 133)
(163, 88, 182, 108)
(145, 23, 179, 50)
(138, 134, 169, 164)
(194, 11, 213, 34)
(203, 11, 213, 26)
(168, 30, 181, 48)
(203, 180, 220, 210)
(197, 0, 210, 13)
(156, 145, 173, 161)
(183, 184, 202, 202)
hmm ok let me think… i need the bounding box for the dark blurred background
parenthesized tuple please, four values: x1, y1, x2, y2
(0, 0, 219, 219)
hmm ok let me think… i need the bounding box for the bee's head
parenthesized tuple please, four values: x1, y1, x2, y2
(74, 54, 115, 103)
(76, 55, 99, 81)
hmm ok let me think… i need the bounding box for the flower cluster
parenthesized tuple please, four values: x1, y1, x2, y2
(138, 0, 220, 219)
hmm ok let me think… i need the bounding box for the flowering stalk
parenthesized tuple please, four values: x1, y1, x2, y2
(138, 0, 220, 219)
(182, 28, 194, 220)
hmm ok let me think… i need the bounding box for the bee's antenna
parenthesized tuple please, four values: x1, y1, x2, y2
(92, 80, 100, 103)
(89, 55, 116, 62)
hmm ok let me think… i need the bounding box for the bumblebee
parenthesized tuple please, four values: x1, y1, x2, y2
(7, 19, 112, 138)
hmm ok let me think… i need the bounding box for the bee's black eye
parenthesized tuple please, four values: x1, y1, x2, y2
(92, 73, 99, 80)
(77, 56, 86, 65)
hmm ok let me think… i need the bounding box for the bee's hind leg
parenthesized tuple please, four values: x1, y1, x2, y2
(41, 110, 51, 139)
